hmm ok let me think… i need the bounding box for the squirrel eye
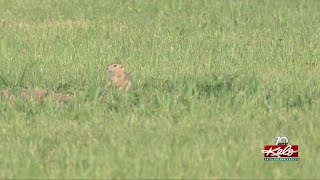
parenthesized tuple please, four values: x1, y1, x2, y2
(113, 64, 117, 67)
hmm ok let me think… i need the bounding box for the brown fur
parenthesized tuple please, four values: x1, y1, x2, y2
(1, 88, 72, 103)
(107, 63, 134, 91)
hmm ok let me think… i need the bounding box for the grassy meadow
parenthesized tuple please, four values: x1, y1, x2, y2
(0, 0, 320, 178)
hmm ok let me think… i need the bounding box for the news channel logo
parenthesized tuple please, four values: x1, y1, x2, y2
(261, 136, 299, 161)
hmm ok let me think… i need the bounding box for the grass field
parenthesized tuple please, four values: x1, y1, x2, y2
(0, 0, 320, 178)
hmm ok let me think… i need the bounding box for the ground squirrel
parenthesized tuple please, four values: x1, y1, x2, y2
(107, 63, 133, 91)
(1, 88, 72, 103)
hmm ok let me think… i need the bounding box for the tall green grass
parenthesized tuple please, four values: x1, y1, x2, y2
(0, 0, 320, 178)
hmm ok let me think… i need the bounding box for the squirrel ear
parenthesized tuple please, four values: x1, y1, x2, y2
(120, 65, 124, 68)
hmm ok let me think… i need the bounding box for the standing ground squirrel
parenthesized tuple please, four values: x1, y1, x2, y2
(107, 63, 134, 91)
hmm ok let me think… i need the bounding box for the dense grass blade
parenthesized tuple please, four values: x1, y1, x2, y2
(0, 72, 9, 86)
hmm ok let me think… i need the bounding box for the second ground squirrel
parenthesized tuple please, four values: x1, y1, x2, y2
(1, 88, 73, 103)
